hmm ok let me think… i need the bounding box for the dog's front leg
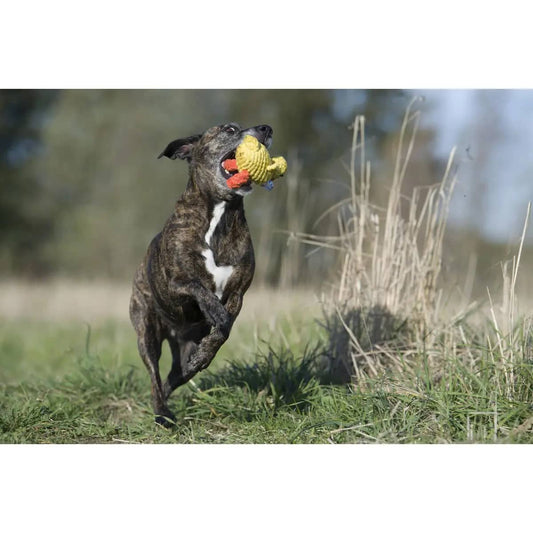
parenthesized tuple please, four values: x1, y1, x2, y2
(223, 290, 245, 319)
(184, 290, 246, 377)
(168, 278, 231, 379)
(171, 279, 232, 337)
(164, 280, 243, 389)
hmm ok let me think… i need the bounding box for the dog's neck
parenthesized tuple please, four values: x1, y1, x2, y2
(186, 162, 247, 204)
(185, 175, 244, 209)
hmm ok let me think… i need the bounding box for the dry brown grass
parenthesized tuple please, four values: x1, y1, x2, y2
(294, 100, 533, 388)
(292, 99, 456, 381)
(0, 279, 132, 322)
(0, 279, 319, 325)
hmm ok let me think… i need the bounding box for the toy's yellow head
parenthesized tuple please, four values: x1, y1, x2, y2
(236, 135, 287, 185)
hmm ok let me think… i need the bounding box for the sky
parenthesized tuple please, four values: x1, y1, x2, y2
(420, 90, 533, 244)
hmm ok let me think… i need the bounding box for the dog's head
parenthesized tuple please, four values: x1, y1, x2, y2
(159, 123, 273, 198)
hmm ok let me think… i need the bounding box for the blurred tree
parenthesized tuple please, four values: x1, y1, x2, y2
(1, 89, 439, 287)
(36, 90, 225, 279)
(0, 89, 60, 275)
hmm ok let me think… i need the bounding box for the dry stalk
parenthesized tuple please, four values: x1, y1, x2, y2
(487, 202, 531, 397)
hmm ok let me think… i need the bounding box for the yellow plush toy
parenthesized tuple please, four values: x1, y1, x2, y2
(223, 135, 287, 190)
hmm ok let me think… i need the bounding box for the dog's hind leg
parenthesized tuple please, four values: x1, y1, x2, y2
(163, 337, 198, 399)
(169, 327, 228, 387)
(130, 282, 175, 426)
(136, 327, 175, 426)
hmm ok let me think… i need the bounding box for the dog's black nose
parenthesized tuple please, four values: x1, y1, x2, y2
(256, 125, 273, 137)
(243, 124, 274, 147)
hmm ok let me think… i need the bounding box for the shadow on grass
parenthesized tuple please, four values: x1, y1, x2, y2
(185, 344, 328, 414)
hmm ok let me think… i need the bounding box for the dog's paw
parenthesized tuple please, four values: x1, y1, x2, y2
(204, 303, 232, 338)
(155, 411, 176, 428)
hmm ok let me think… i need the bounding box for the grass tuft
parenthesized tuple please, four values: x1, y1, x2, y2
(294, 100, 457, 381)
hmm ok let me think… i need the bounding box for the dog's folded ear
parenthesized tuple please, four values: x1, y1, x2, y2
(158, 135, 201, 161)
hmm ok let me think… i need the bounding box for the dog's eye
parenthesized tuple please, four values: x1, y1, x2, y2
(223, 125, 238, 135)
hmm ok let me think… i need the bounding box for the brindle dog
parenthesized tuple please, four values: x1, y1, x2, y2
(130, 123, 273, 425)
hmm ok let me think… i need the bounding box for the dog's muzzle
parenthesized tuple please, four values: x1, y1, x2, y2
(251, 124, 273, 148)
(220, 125, 274, 183)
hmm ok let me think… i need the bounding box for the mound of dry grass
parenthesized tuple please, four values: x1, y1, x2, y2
(296, 99, 532, 395)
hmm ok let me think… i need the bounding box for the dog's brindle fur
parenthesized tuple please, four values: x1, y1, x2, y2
(130, 123, 273, 425)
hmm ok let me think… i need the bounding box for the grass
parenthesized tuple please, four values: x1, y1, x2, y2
(1, 313, 532, 443)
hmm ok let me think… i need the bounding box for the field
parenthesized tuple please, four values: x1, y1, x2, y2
(2, 111, 533, 445)
(1, 280, 532, 444)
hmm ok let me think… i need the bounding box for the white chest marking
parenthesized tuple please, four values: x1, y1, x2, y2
(202, 201, 234, 299)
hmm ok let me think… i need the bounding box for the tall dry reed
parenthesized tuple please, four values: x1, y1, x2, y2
(299, 101, 533, 397)
(295, 99, 458, 380)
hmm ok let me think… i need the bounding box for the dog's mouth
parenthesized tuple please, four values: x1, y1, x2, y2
(220, 149, 238, 179)
(220, 148, 253, 191)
